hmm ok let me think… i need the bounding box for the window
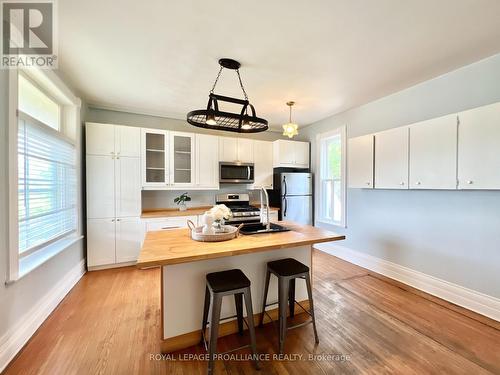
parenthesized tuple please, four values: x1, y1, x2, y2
(18, 74, 61, 130)
(317, 126, 346, 226)
(18, 115, 77, 256)
(8, 69, 81, 282)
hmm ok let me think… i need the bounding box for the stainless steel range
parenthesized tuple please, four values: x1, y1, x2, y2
(215, 193, 260, 225)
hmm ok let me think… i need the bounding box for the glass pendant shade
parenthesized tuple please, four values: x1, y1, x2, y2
(282, 101, 299, 138)
(282, 122, 299, 138)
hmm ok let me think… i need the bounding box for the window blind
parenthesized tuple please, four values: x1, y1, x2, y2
(18, 114, 77, 255)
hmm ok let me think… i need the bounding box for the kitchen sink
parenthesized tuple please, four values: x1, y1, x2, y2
(239, 222, 290, 235)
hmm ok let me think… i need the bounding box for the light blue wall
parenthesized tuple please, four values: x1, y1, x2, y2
(301, 53, 500, 298)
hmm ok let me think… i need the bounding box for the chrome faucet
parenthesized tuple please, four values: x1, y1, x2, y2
(260, 187, 271, 231)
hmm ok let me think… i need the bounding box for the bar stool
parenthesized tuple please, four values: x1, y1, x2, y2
(259, 258, 319, 354)
(200, 269, 260, 374)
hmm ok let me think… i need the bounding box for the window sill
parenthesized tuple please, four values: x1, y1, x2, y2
(316, 219, 347, 229)
(6, 234, 84, 285)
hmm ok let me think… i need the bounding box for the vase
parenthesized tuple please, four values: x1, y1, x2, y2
(201, 213, 214, 234)
(179, 203, 187, 211)
(213, 219, 225, 233)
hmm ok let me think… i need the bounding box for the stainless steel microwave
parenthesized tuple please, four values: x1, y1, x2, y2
(219, 162, 254, 184)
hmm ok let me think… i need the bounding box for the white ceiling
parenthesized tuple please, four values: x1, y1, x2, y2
(58, 0, 500, 130)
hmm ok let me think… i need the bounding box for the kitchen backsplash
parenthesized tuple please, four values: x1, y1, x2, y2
(141, 186, 261, 211)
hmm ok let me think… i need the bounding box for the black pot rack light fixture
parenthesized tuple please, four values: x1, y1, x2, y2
(186, 58, 268, 133)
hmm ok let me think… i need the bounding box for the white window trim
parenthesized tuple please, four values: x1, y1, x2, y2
(7, 68, 83, 284)
(315, 125, 347, 228)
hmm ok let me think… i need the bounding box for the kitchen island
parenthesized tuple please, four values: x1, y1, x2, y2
(137, 221, 345, 353)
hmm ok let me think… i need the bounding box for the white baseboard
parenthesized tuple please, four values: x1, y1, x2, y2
(0, 258, 87, 372)
(87, 261, 136, 271)
(315, 243, 500, 322)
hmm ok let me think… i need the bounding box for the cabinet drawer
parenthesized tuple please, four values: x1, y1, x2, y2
(144, 216, 197, 232)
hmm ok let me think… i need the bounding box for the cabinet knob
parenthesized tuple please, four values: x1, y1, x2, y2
(416, 181, 421, 185)
(366, 182, 371, 186)
(400, 182, 405, 186)
(467, 180, 473, 185)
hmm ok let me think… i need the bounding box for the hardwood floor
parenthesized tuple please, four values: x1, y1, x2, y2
(3, 250, 499, 375)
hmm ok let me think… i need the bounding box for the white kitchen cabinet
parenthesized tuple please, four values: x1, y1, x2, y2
(86, 123, 140, 157)
(87, 218, 116, 267)
(253, 140, 273, 189)
(458, 102, 500, 189)
(348, 135, 374, 188)
(219, 137, 239, 162)
(116, 217, 143, 263)
(409, 115, 457, 189)
(116, 156, 142, 217)
(196, 134, 219, 189)
(374, 127, 409, 189)
(294, 142, 310, 167)
(116, 125, 141, 157)
(86, 123, 115, 156)
(87, 155, 141, 219)
(144, 216, 197, 232)
(219, 137, 254, 163)
(237, 138, 254, 163)
(86, 155, 115, 218)
(87, 124, 142, 269)
(273, 140, 309, 168)
(142, 128, 169, 188)
(169, 132, 195, 187)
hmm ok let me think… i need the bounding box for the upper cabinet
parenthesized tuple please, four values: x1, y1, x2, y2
(458, 102, 500, 190)
(219, 137, 254, 163)
(141, 128, 169, 188)
(196, 134, 219, 189)
(374, 127, 409, 189)
(169, 132, 195, 187)
(409, 115, 457, 189)
(253, 140, 273, 189)
(273, 140, 310, 168)
(116, 125, 141, 157)
(348, 134, 374, 188)
(86, 123, 140, 157)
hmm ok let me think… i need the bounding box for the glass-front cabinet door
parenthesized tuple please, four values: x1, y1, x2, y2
(141, 128, 169, 187)
(169, 132, 195, 187)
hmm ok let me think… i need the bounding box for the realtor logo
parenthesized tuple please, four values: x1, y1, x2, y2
(1, 0, 57, 69)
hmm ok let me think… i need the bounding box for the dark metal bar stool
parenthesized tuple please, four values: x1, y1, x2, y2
(201, 269, 260, 374)
(259, 258, 319, 354)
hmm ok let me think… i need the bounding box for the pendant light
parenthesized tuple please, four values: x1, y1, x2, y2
(282, 101, 299, 138)
(187, 58, 268, 133)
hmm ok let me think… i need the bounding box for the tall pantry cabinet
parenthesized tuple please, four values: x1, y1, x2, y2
(86, 123, 143, 269)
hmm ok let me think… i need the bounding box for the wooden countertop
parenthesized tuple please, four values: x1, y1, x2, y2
(141, 206, 279, 219)
(136, 221, 345, 268)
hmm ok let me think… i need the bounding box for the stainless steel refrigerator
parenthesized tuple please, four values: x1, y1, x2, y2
(270, 170, 313, 225)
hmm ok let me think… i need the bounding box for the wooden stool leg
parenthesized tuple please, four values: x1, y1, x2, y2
(234, 293, 244, 335)
(243, 287, 260, 370)
(259, 269, 271, 327)
(200, 286, 210, 345)
(305, 273, 319, 344)
(288, 278, 296, 318)
(278, 276, 289, 354)
(208, 293, 222, 375)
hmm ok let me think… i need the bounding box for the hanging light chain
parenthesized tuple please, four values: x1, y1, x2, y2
(236, 69, 249, 101)
(209, 66, 224, 94)
(209, 64, 250, 101)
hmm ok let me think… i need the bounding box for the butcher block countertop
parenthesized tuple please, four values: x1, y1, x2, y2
(136, 221, 345, 268)
(141, 205, 279, 219)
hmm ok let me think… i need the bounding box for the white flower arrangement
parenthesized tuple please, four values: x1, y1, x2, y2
(208, 204, 233, 222)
